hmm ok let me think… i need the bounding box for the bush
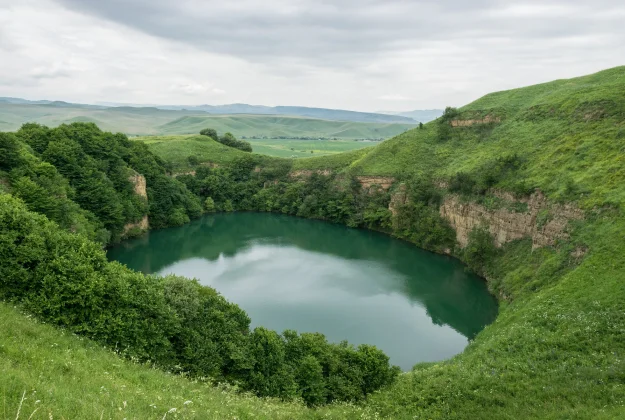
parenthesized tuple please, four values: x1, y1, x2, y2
(463, 227, 498, 276)
(204, 197, 216, 212)
(187, 155, 200, 166)
(199, 128, 218, 141)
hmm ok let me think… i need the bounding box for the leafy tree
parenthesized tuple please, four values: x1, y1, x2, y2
(187, 155, 200, 166)
(0, 132, 23, 171)
(200, 128, 218, 141)
(463, 227, 498, 276)
(204, 197, 216, 212)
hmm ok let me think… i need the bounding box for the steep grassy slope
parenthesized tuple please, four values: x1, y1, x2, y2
(343, 67, 625, 208)
(0, 302, 326, 419)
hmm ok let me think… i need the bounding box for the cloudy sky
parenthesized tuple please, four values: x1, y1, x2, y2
(1, 0, 624, 112)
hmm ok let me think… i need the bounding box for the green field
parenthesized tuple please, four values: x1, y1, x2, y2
(137, 134, 376, 161)
(134, 135, 376, 170)
(247, 138, 376, 158)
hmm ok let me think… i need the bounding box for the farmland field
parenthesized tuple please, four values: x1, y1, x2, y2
(246, 138, 376, 158)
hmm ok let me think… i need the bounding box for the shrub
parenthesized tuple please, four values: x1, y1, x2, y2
(200, 128, 219, 141)
(204, 197, 216, 212)
(463, 227, 498, 276)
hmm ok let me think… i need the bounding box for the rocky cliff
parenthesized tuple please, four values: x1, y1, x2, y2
(450, 115, 501, 127)
(439, 190, 583, 249)
(123, 172, 149, 236)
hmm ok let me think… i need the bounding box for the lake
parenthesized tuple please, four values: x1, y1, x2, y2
(107, 213, 498, 370)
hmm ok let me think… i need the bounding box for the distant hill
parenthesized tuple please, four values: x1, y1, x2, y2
(0, 102, 414, 139)
(1, 97, 417, 124)
(156, 114, 415, 138)
(377, 109, 444, 123)
(123, 103, 417, 123)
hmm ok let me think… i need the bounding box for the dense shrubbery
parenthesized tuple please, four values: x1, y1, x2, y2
(448, 154, 528, 197)
(200, 128, 253, 152)
(1, 123, 201, 244)
(0, 194, 399, 405)
(392, 178, 456, 252)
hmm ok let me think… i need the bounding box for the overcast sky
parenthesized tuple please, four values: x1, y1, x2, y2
(1, 0, 624, 112)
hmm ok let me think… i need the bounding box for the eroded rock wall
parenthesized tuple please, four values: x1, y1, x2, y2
(123, 172, 149, 235)
(450, 115, 501, 127)
(355, 176, 395, 191)
(439, 190, 583, 249)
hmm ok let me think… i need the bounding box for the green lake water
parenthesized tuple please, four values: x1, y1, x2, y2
(107, 213, 498, 370)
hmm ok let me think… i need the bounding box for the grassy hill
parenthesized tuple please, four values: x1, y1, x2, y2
(2, 66, 625, 418)
(136, 134, 376, 163)
(155, 114, 414, 138)
(0, 103, 414, 139)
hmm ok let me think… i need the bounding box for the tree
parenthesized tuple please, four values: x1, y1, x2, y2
(187, 155, 199, 166)
(0, 132, 22, 171)
(204, 197, 216, 212)
(200, 128, 218, 141)
(296, 355, 326, 406)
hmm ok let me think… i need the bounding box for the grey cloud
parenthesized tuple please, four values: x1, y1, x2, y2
(51, 0, 625, 71)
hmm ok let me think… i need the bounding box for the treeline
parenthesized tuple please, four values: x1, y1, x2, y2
(176, 157, 457, 255)
(200, 128, 252, 152)
(0, 123, 201, 245)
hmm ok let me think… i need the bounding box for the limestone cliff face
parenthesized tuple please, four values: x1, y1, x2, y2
(388, 184, 407, 217)
(123, 172, 149, 235)
(355, 176, 395, 191)
(450, 115, 501, 127)
(129, 173, 147, 198)
(439, 190, 583, 249)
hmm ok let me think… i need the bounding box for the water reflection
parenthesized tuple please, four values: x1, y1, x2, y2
(108, 213, 498, 370)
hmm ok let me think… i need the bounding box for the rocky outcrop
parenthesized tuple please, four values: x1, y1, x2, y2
(450, 115, 501, 127)
(440, 190, 583, 249)
(388, 184, 407, 217)
(356, 176, 395, 191)
(123, 172, 149, 236)
(128, 173, 147, 198)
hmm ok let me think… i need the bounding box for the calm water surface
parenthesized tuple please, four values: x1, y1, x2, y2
(108, 213, 498, 370)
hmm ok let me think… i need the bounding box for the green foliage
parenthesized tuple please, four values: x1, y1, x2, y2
(0, 132, 23, 171)
(222, 132, 253, 152)
(1, 122, 201, 244)
(199, 128, 218, 140)
(187, 155, 199, 166)
(204, 196, 216, 212)
(462, 227, 499, 276)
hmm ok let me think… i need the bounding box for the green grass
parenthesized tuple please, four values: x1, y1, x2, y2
(246, 138, 376, 158)
(135, 135, 283, 171)
(0, 302, 328, 419)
